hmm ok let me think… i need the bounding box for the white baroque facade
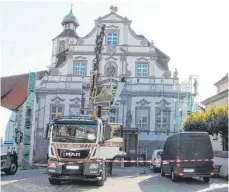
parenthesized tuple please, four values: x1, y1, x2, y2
(32, 6, 188, 162)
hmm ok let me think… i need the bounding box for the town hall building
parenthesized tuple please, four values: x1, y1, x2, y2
(31, 5, 191, 162)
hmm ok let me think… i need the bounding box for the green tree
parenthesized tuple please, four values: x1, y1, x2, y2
(207, 105, 228, 150)
(183, 105, 228, 151)
(183, 111, 208, 132)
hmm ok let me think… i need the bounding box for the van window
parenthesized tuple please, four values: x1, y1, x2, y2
(179, 140, 213, 160)
(156, 151, 162, 159)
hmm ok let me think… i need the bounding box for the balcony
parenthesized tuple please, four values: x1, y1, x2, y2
(36, 75, 91, 93)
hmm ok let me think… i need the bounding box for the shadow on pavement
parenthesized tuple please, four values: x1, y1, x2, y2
(111, 166, 153, 178)
(138, 173, 229, 192)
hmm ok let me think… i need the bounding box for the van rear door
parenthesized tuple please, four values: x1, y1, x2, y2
(179, 138, 213, 173)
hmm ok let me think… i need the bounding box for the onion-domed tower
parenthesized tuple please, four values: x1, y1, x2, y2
(50, 5, 79, 65)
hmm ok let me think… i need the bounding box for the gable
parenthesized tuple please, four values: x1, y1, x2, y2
(95, 13, 131, 24)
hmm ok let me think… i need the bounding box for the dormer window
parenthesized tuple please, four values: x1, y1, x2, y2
(107, 32, 118, 45)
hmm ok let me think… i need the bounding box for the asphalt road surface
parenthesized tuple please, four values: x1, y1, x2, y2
(1, 167, 228, 192)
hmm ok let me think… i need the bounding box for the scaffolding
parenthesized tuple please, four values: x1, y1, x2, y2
(179, 74, 199, 129)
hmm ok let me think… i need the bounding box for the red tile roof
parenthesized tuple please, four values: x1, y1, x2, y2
(1, 71, 47, 111)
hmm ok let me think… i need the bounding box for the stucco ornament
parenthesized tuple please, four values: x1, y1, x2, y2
(162, 70, 172, 78)
(107, 45, 116, 55)
(77, 39, 84, 45)
(126, 63, 131, 76)
(110, 5, 118, 13)
(173, 68, 179, 79)
(50, 68, 59, 75)
(106, 62, 116, 77)
(140, 39, 148, 46)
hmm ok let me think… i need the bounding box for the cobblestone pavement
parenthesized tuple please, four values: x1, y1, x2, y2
(1, 167, 228, 192)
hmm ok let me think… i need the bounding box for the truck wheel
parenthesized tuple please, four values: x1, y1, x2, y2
(5, 161, 18, 175)
(203, 177, 210, 183)
(171, 169, 178, 182)
(161, 167, 165, 177)
(97, 170, 106, 186)
(48, 177, 61, 185)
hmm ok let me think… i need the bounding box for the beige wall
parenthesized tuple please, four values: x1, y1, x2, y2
(205, 96, 228, 110)
(217, 80, 228, 93)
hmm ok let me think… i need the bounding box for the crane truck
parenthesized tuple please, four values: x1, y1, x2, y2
(45, 24, 126, 186)
(44, 114, 124, 186)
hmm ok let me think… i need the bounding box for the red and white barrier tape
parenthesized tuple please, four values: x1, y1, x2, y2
(32, 158, 213, 167)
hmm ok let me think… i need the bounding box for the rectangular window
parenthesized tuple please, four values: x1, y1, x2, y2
(138, 146, 148, 157)
(155, 107, 170, 132)
(50, 105, 64, 120)
(109, 109, 116, 123)
(136, 108, 149, 129)
(73, 61, 86, 76)
(107, 32, 118, 45)
(136, 63, 148, 77)
(69, 105, 80, 116)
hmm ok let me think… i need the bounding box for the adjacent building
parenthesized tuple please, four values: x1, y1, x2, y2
(202, 73, 228, 108)
(1, 71, 47, 169)
(31, 5, 196, 162)
(201, 73, 228, 151)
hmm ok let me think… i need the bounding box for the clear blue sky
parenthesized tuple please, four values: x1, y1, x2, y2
(0, 0, 228, 137)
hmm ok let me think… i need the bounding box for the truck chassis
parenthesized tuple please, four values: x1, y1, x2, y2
(47, 159, 112, 186)
(1, 153, 18, 175)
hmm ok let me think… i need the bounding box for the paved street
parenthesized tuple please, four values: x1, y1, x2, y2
(1, 167, 228, 192)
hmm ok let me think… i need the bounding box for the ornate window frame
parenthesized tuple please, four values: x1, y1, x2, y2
(135, 61, 149, 77)
(50, 104, 65, 121)
(73, 60, 87, 76)
(155, 99, 171, 133)
(135, 106, 151, 130)
(105, 29, 120, 45)
(69, 104, 80, 116)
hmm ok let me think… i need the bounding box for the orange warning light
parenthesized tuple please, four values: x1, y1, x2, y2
(56, 112, 62, 117)
(91, 112, 97, 117)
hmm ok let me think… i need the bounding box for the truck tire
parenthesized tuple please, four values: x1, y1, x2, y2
(171, 169, 178, 182)
(48, 178, 61, 185)
(5, 161, 18, 175)
(97, 164, 107, 186)
(161, 167, 165, 176)
(97, 172, 105, 186)
(203, 177, 210, 183)
(107, 162, 112, 176)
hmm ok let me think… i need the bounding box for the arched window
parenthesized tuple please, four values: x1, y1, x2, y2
(58, 40, 65, 53)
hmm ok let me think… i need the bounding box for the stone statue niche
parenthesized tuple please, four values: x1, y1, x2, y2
(104, 61, 117, 77)
(126, 111, 132, 128)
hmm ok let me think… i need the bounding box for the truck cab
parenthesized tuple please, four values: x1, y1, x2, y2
(44, 114, 124, 186)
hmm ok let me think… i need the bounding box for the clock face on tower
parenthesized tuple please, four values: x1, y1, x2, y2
(107, 45, 116, 55)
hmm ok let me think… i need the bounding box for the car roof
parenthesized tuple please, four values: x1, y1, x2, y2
(153, 149, 163, 153)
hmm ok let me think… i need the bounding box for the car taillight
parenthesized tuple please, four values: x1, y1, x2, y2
(211, 158, 215, 166)
(176, 156, 180, 168)
(153, 158, 156, 164)
(48, 162, 59, 168)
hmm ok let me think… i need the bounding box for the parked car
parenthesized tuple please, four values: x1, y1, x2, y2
(161, 132, 214, 183)
(149, 149, 163, 172)
(1, 151, 18, 175)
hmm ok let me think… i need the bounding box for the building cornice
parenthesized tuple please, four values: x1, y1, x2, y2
(121, 91, 187, 98)
(214, 73, 228, 86)
(201, 89, 228, 105)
